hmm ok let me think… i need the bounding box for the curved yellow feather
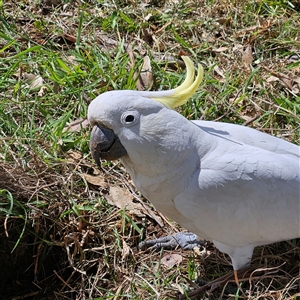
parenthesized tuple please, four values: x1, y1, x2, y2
(151, 56, 203, 109)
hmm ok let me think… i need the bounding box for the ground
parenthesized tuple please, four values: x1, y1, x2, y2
(0, 0, 300, 299)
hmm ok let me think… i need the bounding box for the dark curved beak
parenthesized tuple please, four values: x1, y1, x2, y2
(90, 125, 127, 167)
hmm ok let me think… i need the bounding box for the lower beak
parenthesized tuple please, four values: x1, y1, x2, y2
(90, 125, 127, 166)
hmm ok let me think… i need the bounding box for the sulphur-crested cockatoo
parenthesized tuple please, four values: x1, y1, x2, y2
(88, 56, 300, 285)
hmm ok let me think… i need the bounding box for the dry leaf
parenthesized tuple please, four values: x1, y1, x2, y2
(83, 173, 108, 188)
(67, 150, 82, 161)
(20, 73, 47, 96)
(30, 75, 44, 89)
(62, 34, 76, 44)
(142, 207, 164, 227)
(213, 65, 225, 79)
(144, 13, 152, 21)
(266, 75, 279, 83)
(121, 239, 131, 260)
(212, 47, 229, 53)
(153, 253, 183, 272)
(233, 44, 243, 51)
(66, 55, 78, 65)
(161, 253, 183, 268)
(139, 55, 153, 90)
(38, 86, 47, 97)
(106, 185, 164, 225)
(278, 75, 293, 90)
(266, 72, 294, 91)
(14, 72, 44, 89)
(29, 74, 46, 97)
(106, 186, 145, 217)
(292, 86, 299, 94)
(242, 44, 253, 70)
(293, 77, 300, 84)
(22, 73, 36, 82)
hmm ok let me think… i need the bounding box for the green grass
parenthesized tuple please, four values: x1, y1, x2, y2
(0, 0, 299, 299)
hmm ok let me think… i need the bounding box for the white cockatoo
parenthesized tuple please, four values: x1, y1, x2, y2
(88, 56, 300, 286)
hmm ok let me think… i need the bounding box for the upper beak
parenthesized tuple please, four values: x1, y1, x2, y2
(90, 125, 127, 167)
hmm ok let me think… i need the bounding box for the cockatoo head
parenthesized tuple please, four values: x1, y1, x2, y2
(88, 57, 203, 169)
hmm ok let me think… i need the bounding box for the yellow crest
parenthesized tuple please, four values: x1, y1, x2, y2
(150, 56, 203, 109)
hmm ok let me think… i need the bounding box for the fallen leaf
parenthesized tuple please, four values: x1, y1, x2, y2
(53, 34, 77, 46)
(242, 44, 253, 70)
(232, 43, 244, 54)
(278, 75, 293, 90)
(14, 72, 44, 89)
(17, 72, 47, 96)
(30, 75, 43, 89)
(212, 46, 229, 53)
(121, 239, 131, 260)
(139, 55, 153, 90)
(62, 34, 76, 44)
(66, 55, 78, 65)
(83, 173, 109, 188)
(266, 71, 294, 90)
(67, 150, 82, 161)
(153, 253, 183, 272)
(38, 85, 47, 97)
(22, 73, 36, 82)
(142, 206, 164, 227)
(266, 75, 279, 83)
(106, 185, 164, 225)
(293, 77, 300, 84)
(127, 49, 142, 90)
(53, 82, 61, 94)
(213, 65, 225, 79)
(106, 186, 145, 217)
(161, 253, 183, 267)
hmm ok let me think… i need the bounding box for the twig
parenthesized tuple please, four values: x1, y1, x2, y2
(54, 270, 76, 292)
(11, 291, 39, 300)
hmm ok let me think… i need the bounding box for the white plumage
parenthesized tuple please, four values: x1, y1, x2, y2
(88, 56, 300, 279)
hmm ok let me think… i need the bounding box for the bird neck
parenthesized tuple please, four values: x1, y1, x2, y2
(120, 120, 213, 200)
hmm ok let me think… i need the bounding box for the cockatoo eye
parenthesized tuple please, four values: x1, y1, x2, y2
(121, 111, 139, 126)
(125, 115, 134, 122)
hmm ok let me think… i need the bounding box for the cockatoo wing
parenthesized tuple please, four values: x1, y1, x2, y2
(173, 124, 299, 269)
(193, 120, 299, 157)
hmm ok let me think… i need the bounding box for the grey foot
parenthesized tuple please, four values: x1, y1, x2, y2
(139, 232, 205, 250)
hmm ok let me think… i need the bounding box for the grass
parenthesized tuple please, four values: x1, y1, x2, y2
(0, 0, 300, 299)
